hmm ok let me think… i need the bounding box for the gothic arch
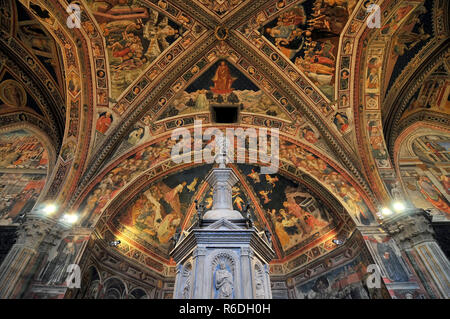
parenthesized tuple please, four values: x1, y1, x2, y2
(352, 0, 449, 206)
(128, 287, 149, 299)
(393, 122, 450, 220)
(0, 123, 56, 224)
(73, 23, 374, 209)
(80, 265, 101, 299)
(101, 276, 128, 299)
(75, 132, 372, 242)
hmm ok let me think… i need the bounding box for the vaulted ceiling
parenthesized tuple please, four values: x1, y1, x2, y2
(0, 0, 448, 277)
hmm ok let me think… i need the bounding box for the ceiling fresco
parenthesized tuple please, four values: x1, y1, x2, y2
(0, 74, 46, 117)
(75, 129, 375, 237)
(259, 0, 357, 100)
(15, 1, 64, 91)
(106, 163, 344, 261)
(396, 127, 450, 221)
(0, 129, 48, 225)
(85, 0, 186, 100)
(0, 129, 48, 169)
(197, 0, 247, 18)
(0, 0, 448, 287)
(112, 165, 213, 259)
(400, 65, 450, 121)
(355, 0, 448, 210)
(238, 164, 340, 256)
(383, 0, 433, 95)
(154, 60, 292, 121)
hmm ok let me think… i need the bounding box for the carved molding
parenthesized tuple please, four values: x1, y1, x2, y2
(381, 209, 435, 250)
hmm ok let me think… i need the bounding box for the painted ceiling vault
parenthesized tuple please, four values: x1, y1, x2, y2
(0, 0, 448, 280)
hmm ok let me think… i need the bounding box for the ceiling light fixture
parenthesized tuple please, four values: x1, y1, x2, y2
(381, 207, 393, 216)
(109, 240, 121, 247)
(392, 201, 406, 213)
(62, 213, 78, 224)
(43, 204, 57, 215)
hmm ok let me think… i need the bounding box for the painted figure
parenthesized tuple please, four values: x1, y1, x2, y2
(417, 176, 450, 215)
(377, 240, 409, 282)
(211, 61, 236, 94)
(96, 112, 113, 134)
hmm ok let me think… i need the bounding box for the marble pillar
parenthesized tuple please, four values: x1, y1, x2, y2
(381, 209, 450, 298)
(358, 225, 427, 298)
(0, 213, 64, 298)
(171, 219, 274, 299)
(171, 163, 274, 299)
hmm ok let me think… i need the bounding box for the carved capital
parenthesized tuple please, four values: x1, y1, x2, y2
(193, 247, 207, 258)
(241, 247, 253, 257)
(381, 209, 435, 250)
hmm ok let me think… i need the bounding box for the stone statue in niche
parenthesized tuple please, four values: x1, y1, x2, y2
(215, 261, 233, 298)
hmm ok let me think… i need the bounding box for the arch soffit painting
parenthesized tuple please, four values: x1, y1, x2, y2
(352, 0, 447, 202)
(92, 160, 356, 271)
(74, 126, 376, 214)
(384, 49, 450, 157)
(74, 0, 379, 207)
(12, 0, 100, 206)
(381, 0, 449, 111)
(8, 0, 66, 107)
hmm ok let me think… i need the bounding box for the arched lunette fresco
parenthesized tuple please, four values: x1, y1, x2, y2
(74, 127, 377, 234)
(0, 123, 57, 225)
(394, 122, 450, 220)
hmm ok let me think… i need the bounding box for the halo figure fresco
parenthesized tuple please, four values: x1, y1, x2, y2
(0, 0, 448, 300)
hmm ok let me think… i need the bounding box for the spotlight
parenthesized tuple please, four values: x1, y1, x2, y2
(332, 239, 344, 245)
(62, 214, 78, 224)
(393, 201, 406, 212)
(43, 204, 57, 215)
(109, 240, 121, 247)
(381, 207, 393, 216)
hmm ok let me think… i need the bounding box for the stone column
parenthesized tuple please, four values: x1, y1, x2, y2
(173, 263, 183, 299)
(192, 247, 207, 298)
(263, 264, 272, 299)
(240, 247, 252, 299)
(357, 225, 426, 298)
(0, 214, 63, 298)
(382, 209, 450, 298)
